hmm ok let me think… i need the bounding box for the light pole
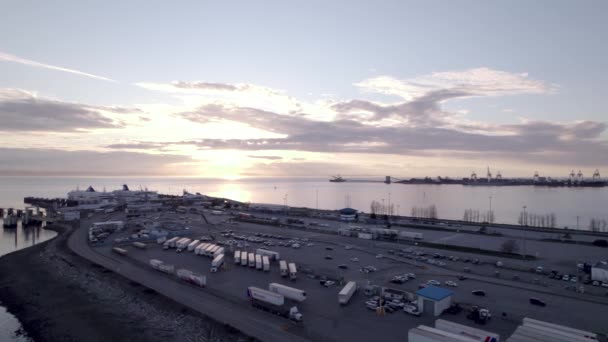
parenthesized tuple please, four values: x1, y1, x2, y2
(381, 199, 385, 215)
(576, 216, 579, 230)
(522, 205, 527, 259)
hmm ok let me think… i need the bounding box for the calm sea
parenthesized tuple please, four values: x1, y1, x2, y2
(0, 176, 607, 340)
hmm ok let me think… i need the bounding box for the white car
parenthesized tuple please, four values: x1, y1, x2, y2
(323, 280, 336, 287)
(350, 257, 359, 262)
(445, 280, 458, 287)
(376, 254, 384, 259)
(406, 273, 416, 279)
(427, 280, 441, 286)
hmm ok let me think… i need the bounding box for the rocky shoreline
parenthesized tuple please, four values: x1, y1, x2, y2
(0, 224, 254, 342)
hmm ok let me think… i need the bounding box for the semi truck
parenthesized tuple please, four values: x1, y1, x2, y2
(112, 247, 128, 256)
(176, 269, 207, 287)
(247, 287, 303, 322)
(288, 263, 297, 280)
(399, 231, 423, 240)
(187, 240, 200, 252)
(248, 253, 256, 268)
(256, 254, 263, 270)
(262, 256, 270, 271)
(338, 281, 357, 305)
(269, 283, 307, 302)
(280, 260, 288, 277)
(256, 248, 280, 261)
(133, 242, 146, 249)
(234, 250, 241, 264)
(149, 259, 175, 274)
(211, 254, 224, 272)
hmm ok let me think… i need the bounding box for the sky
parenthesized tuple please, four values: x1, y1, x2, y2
(1, 0, 607, 179)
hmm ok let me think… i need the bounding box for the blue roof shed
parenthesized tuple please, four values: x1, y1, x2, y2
(415, 286, 453, 301)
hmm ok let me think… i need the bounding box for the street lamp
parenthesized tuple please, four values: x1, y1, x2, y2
(522, 205, 527, 259)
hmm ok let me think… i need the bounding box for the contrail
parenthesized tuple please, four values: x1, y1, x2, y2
(0, 51, 116, 82)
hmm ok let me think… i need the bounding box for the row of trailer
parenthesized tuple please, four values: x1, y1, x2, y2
(160, 237, 225, 272)
(280, 260, 298, 280)
(233, 250, 271, 271)
(149, 259, 207, 287)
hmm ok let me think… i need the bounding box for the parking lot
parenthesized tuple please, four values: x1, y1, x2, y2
(88, 209, 608, 341)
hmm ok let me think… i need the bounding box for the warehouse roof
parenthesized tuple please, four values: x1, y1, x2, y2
(416, 286, 453, 301)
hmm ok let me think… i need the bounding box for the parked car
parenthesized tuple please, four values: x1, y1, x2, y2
(529, 298, 546, 307)
(427, 280, 441, 286)
(325, 255, 333, 260)
(472, 290, 486, 296)
(445, 280, 458, 287)
(338, 264, 348, 269)
(326, 247, 334, 251)
(350, 257, 359, 262)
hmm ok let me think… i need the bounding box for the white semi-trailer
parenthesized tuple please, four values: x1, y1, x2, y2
(434, 319, 500, 342)
(269, 283, 307, 302)
(399, 231, 423, 240)
(204, 245, 217, 257)
(112, 247, 128, 256)
(176, 238, 192, 252)
(209, 245, 221, 257)
(149, 259, 175, 274)
(213, 247, 225, 258)
(211, 254, 224, 272)
(288, 263, 297, 280)
(256, 248, 280, 261)
(187, 240, 200, 252)
(248, 253, 255, 268)
(262, 256, 270, 271)
(163, 237, 179, 249)
(234, 250, 241, 264)
(280, 260, 288, 277)
(241, 252, 249, 266)
(194, 243, 206, 255)
(133, 242, 146, 249)
(247, 287, 303, 322)
(256, 254, 263, 270)
(338, 281, 357, 305)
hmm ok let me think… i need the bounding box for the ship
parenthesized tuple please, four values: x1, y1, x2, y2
(329, 175, 346, 182)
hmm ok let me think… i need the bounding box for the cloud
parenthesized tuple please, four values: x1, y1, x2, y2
(247, 155, 283, 160)
(355, 67, 550, 101)
(0, 51, 115, 82)
(172, 81, 239, 91)
(0, 148, 193, 176)
(0, 88, 121, 132)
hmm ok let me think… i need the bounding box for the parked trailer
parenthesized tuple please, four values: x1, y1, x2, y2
(213, 247, 225, 258)
(112, 247, 128, 256)
(133, 242, 146, 249)
(187, 240, 200, 252)
(211, 254, 225, 272)
(149, 259, 174, 274)
(269, 283, 307, 302)
(209, 245, 221, 257)
(203, 245, 217, 257)
(288, 263, 297, 280)
(262, 256, 270, 271)
(522, 318, 597, 340)
(163, 237, 179, 249)
(338, 281, 357, 305)
(247, 287, 303, 322)
(256, 248, 280, 261)
(241, 252, 249, 266)
(176, 238, 192, 252)
(280, 260, 288, 277)
(435, 319, 500, 342)
(256, 254, 263, 270)
(399, 231, 423, 240)
(248, 253, 256, 268)
(176, 269, 207, 287)
(194, 243, 207, 255)
(234, 250, 241, 264)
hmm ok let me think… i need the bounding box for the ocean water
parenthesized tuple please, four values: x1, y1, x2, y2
(1, 176, 607, 229)
(0, 221, 56, 342)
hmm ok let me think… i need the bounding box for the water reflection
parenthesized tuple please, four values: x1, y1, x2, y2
(208, 183, 253, 203)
